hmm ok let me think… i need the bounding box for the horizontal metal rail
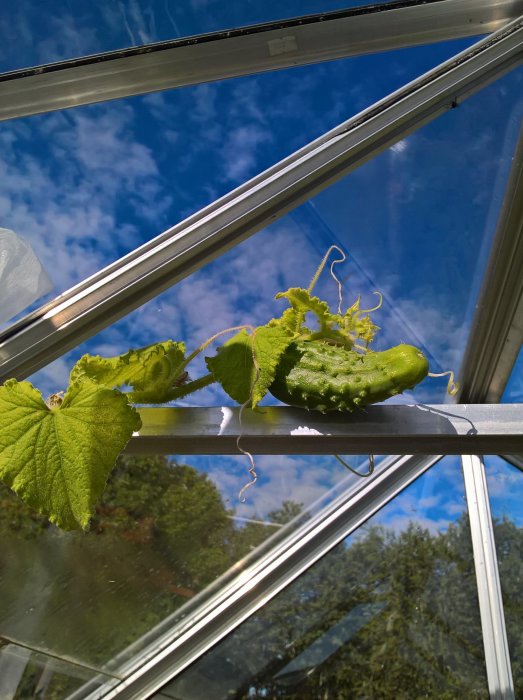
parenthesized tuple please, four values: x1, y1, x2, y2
(78, 454, 441, 699)
(124, 403, 523, 455)
(1, 0, 522, 122)
(1, 19, 522, 383)
(458, 121, 523, 403)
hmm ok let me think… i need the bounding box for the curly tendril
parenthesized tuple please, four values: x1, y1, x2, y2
(428, 370, 459, 396)
(334, 453, 375, 477)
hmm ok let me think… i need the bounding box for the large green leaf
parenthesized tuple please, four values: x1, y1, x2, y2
(0, 379, 141, 530)
(206, 325, 292, 407)
(70, 341, 187, 403)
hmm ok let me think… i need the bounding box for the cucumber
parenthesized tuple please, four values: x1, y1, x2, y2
(269, 341, 429, 411)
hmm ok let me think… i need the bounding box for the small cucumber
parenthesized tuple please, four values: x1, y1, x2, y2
(269, 342, 429, 411)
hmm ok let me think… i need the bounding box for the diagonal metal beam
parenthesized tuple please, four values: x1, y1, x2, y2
(501, 453, 523, 472)
(1, 0, 522, 122)
(75, 454, 441, 699)
(458, 122, 523, 403)
(124, 403, 523, 455)
(1, 18, 522, 383)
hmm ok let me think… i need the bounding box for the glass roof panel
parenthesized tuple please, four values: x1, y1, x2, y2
(20, 60, 522, 405)
(158, 456, 488, 699)
(0, 642, 108, 699)
(0, 36, 479, 331)
(483, 456, 523, 695)
(0, 0, 452, 73)
(0, 451, 370, 670)
(501, 346, 523, 403)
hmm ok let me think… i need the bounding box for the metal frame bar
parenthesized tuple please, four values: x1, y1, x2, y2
(124, 403, 523, 455)
(458, 121, 523, 403)
(77, 454, 441, 699)
(1, 0, 522, 122)
(502, 453, 523, 471)
(1, 18, 522, 383)
(461, 455, 514, 699)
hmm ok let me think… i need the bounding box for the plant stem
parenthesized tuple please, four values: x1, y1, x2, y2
(165, 372, 216, 401)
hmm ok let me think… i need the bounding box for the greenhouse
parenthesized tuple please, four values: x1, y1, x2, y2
(0, 1, 522, 698)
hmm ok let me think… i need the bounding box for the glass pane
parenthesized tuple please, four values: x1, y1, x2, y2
(0, 641, 107, 699)
(159, 456, 488, 699)
(0, 36, 479, 330)
(0, 451, 370, 670)
(502, 346, 523, 403)
(305, 65, 523, 402)
(20, 62, 522, 404)
(0, 2, 470, 73)
(484, 456, 523, 696)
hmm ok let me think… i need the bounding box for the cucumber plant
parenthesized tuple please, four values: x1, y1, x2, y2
(0, 247, 456, 530)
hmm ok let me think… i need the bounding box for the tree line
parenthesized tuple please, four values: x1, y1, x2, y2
(0, 455, 520, 699)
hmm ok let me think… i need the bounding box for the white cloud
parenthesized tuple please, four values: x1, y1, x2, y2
(0, 102, 170, 306)
(390, 139, 408, 155)
(192, 452, 349, 520)
(221, 125, 273, 182)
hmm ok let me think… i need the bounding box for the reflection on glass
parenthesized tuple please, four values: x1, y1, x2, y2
(160, 457, 488, 699)
(0, 451, 355, 671)
(0, 641, 105, 699)
(484, 456, 523, 697)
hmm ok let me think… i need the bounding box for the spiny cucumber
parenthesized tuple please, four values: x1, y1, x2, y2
(269, 341, 429, 411)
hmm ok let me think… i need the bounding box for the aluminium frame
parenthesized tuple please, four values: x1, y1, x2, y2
(462, 455, 515, 700)
(1, 0, 522, 123)
(457, 122, 523, 403)
(0, 3, 520, 698)
(1, 15, 523, 382)
(124, 403, 523, 455)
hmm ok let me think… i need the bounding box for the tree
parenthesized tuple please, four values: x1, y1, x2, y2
(1, 464, 522, 699)
(167, 515, 510, 700)
(0, 455, 277, 697)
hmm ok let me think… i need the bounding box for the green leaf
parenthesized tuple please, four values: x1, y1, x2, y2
(343, 296, 380, 347)
(276, 287, 342, 332)
(0, 379, 141, 530)
(272, 287, 380, 347)
(70, 341, 187, 403)
(206, 325, 292, 407)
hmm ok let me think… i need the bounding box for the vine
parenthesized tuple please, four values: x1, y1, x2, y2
(0, 247, 457, 530)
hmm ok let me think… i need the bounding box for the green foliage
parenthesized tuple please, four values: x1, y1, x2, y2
(70, 340, 188, 403)
(0, 379, 141, 530)
(205, 325, 292, 407)
(0, 247, 446, 530)
(180, 516, 494, 700)
(273, 287, 380, 347)
(0, 455, 280, 670)
(1, 454, 522, 697)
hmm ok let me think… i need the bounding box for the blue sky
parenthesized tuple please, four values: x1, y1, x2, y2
(1, 2, 522, 526)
